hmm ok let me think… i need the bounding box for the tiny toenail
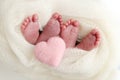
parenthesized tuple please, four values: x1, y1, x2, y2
(28, 19, 30, 22)
(25, 19, 29, 22)
(95, 41, 99, 45)
(74, 21, 79, 27)
(21, 25, 25, 29)
(53, 13, 59, 18)
(23, 22, 27, 25)
(32, 14, 38, 22)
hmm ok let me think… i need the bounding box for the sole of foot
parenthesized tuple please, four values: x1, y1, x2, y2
(21, 14, 40, 44)
(60, 19, 79, 48)
(76, 29, 101, 51)
(37, 12, 62, 42)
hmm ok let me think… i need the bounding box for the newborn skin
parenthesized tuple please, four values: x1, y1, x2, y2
(21, 12, 101, 51)
(36, 13, 62, 43)
(21, 13, 63, 44)
(21, 14, 40, 44)
(76, 29, 101, 51)
(60, 19, 79, 48)
(60, 18, 101, 50)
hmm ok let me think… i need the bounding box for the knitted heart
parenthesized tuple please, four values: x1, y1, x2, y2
(34, 37, 66, 67)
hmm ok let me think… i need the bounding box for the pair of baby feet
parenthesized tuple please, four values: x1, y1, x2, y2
(21, 13, 101, 66)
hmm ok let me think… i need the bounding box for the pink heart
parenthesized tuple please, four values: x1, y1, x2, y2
(34, 37, 66, 67)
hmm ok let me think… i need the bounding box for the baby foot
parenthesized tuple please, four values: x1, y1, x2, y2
(37, 12, 62, 42)
(60, 19, 79, 48)
(76, 29, 101, 51)
(21, 14, 40, 44)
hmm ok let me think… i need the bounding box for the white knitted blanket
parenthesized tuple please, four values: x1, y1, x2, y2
(0, 0, 120, 80)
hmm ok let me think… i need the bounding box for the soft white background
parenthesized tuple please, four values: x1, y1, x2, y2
(0, 0, 120, 80)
